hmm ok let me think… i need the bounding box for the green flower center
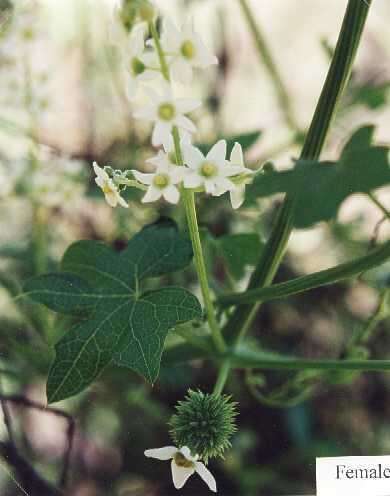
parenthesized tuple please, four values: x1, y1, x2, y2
(153, 173, 170, 189)
(174, 452, 194, 468)
(181, 40, 196, 60)
(200, 161, 217, 178)
(102, 183, 114, 194)
(131, 57, 145, 76)
(158, 103, 176, 121)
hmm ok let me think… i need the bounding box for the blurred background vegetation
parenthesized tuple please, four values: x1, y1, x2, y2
(0, 0, 389, 494)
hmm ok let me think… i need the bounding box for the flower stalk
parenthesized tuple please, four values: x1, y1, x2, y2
(149, 19, 226, 354)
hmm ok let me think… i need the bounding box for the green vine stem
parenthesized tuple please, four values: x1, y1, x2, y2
(218, 0, 373, 390)
(229, 353, 390, 373)
(238, 0, 300, 135)
(149, 21, 226, 355)
(218, 240, 390, 307)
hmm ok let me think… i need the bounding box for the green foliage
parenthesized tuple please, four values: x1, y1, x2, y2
(23, 219, 202, 403)
(197, 130, 261, 157)
(218, 233, 264, 280)
(169, 389, 238, 462)
(348, 81, 390, 110)
(247, 126, 390, 228)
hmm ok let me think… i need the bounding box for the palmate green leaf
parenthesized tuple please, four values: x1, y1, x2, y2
(247, 126, 390, 228)
(23, 219, 202, 403)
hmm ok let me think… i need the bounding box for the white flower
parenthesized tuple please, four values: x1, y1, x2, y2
(134, 83, 200, 149)
(93, 162, 128, 208)
(123, 25, 160, 100)
(182, 140, 244, 195)
(161, 19, 218, 84)
(226, 142, 254, 209)
(132, 153, 184, 204)
(144, 445, 217, 492)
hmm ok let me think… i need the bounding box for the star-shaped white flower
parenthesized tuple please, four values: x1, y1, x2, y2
(226, 142, 254, 209)
(134, 84, 200, 149)
(132, 154, 184, 204)
(144, 445, 216, 492)
(161, 19, 218, 84)
(182, 140, 243, 195)
(123, 25, 160, 100)
(93, 162, 128, 208)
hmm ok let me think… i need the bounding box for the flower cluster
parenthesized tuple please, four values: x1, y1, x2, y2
(95, 0, 254, 210)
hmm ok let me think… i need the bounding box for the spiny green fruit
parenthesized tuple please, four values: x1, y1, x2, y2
(169, 390, 238, 463)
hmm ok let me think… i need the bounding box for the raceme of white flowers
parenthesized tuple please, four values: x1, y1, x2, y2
(144, 445, 217, 492)
(94, 3, 254, 210)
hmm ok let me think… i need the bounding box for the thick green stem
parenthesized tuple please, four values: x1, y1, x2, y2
(238, 0, 300, 135)
(219, 240, 390, 307)
(216, 0, 372, 392)
(224, 0, 372, 342)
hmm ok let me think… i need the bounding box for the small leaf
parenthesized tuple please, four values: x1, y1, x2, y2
(24, 219, 202, 403)
(247, 126, 390, 228)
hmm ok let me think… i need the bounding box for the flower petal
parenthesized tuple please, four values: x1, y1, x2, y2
(105, 191, 118, 207)
(142, 185, 162, 203)
(204, 179, 216, 194)
(93, 162, 108, 181)
(179, 446, 197, 461)
(214, 177, 234, 194)
(183, 144, 204, 169)
(222, 165, 246, 177)
(171, 460, 195, 489)
(195, 462, 217, 492)
(176, 98, 201, 114)
(176, 115, 197, 134)
(207, 140, 227, 162)
(171, 58, 193, 84)
(152, 121, 172, 148)
(161, 18, 181, 50)
(117, 194, 129, 208)
(163, 185, 180, 204)
(230, 185, 245, 209)
(144, 446, 177, 460)
(132, 170, 155, 185)
(230, 142, 244, 166)
(169, 166, 185, 184)
(128, 24, 145, 56)
(183, 171, 202, 189)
